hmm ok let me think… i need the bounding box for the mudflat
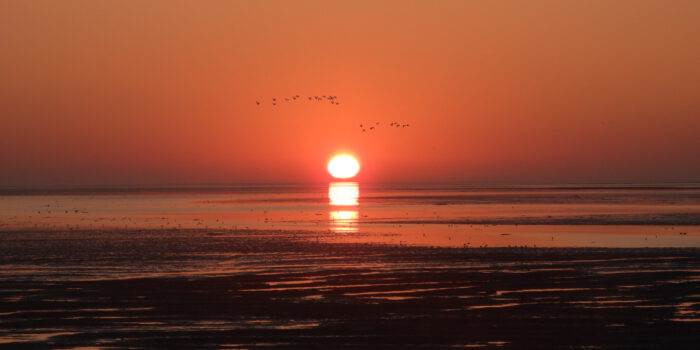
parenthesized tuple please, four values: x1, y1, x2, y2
(1, 228, 698, 349)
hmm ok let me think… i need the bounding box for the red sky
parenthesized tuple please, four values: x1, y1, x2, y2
(1, 0, 699, 186)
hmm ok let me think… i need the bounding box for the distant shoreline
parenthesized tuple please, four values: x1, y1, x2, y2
(2, 183, 700, 196)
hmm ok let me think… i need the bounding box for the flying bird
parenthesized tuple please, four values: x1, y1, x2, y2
(256, 94, 341, 107)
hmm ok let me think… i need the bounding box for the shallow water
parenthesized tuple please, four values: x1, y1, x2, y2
(1, 183, 700, 248)
(2, 184, 700, 348)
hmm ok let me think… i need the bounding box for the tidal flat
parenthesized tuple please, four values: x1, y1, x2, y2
(1, 185, 700, 348)
(1, 228, 699, 349)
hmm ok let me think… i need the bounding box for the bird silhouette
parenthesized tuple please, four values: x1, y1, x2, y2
(256, 94, 341, 107)
(356, 120, 412, 132)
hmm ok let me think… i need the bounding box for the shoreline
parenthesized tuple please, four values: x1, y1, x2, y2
(1, 229, 699, 348)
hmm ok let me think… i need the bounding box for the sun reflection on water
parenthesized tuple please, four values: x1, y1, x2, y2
(329, 210, 358, 233)
(328, 182, 359, 206)
(329, 182, 359, 233)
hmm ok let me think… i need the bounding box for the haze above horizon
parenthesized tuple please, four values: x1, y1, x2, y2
(1, 0, 699, 187)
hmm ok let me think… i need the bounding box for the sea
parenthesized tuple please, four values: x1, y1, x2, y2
(2, 183, 699, 248)
(1, 184, 699, 348)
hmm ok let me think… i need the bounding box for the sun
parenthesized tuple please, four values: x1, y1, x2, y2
(327, 154, 360, 179)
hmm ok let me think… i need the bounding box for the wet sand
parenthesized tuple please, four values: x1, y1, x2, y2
(1, 228, 699, 349)
(376, 212, 700, 226)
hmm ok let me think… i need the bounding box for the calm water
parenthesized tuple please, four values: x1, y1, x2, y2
(2, 183, 699, 248)
(2, 184, 700, 348)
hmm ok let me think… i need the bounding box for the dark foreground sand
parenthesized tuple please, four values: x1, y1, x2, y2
(1, 228, 699, 349)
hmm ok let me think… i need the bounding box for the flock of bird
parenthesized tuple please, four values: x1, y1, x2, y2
(256, 95, 340, 106)
(359, 121, 411, 132)
(255, 94, 412, 132)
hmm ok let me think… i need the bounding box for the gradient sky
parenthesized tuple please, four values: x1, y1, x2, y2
(1, 0, 699, 186)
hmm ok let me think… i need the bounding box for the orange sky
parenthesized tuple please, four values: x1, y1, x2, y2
(1, 0, 699, 186)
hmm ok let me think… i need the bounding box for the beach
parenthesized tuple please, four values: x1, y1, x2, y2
(1, 185, 699, 348)
(1, 228, 699, 349)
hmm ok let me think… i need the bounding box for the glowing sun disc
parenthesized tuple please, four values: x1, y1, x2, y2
(327, 155, 360, 179)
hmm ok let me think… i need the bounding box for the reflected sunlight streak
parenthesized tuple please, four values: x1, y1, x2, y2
(329, 182, 359, 233)
(329, 210, 358, 233)
(328, 182, 359, 206)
